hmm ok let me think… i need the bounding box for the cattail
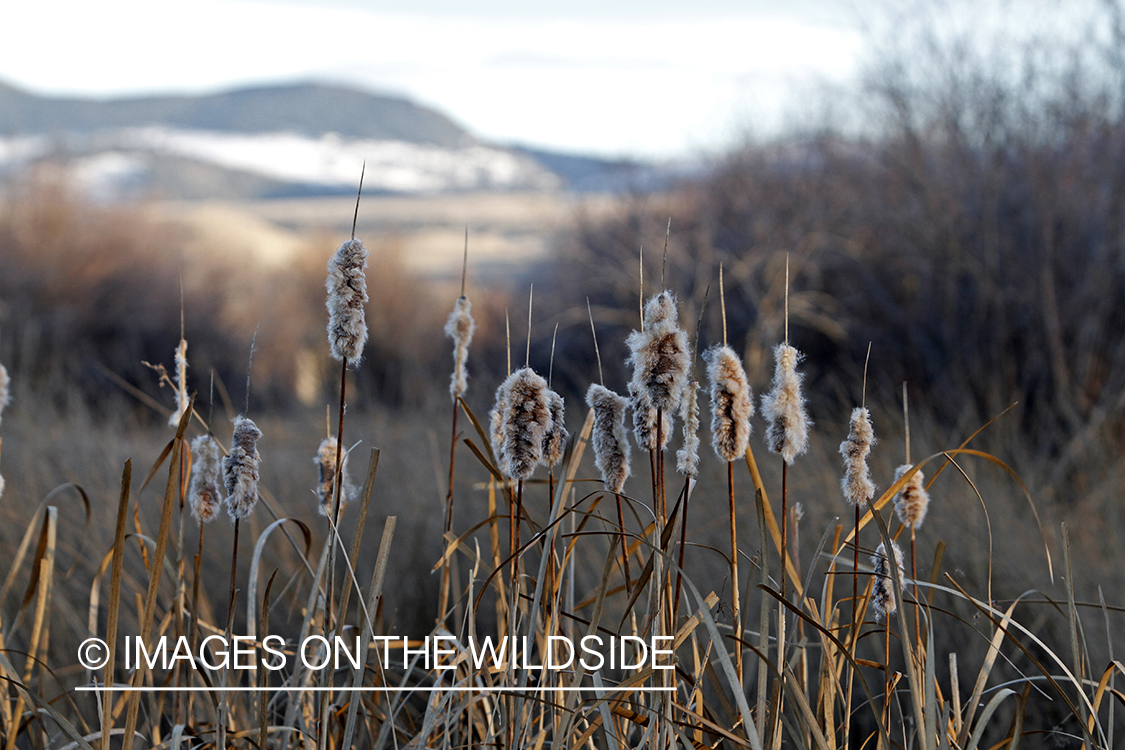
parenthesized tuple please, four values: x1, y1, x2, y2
(893, 464, 931, 530)
(626, 291, 690, 417)
(496, 367, 552, 480)
(0, 363, 10, 426)
(587, 384, 631, 493)
(489, 378, 512, 463)
(168, 339, 189, 427)
(224, 415, 262, 522)
(325, 239, 369, 364)
(445, 295, 475, 401)
(676, 379, 701, 477)
(761, 343, 810, 464)
(188, 434, 223, 524)
(631, 397, 676, 452)
(316, 437, 354, 517)
(542, 389, 568, 468)
(871, 541, 905, 622)
(839, 407, 876, 506)
(704, 345, 754, 462)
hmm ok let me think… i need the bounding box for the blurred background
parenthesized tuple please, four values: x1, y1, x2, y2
(1, 0, 1123, 689)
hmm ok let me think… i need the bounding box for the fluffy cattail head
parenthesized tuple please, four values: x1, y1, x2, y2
(630, 395, 676, 452)
(0, 363, 10, 426)
(316, 437, 354, 518)
(326, 239, 369, 364)
(587, 384, 631, 493)
(871, 541, 905, 622)
(488, 378, 512, 465)
(168, 339, 189, 428)
(894, 464, 931, 530)
(625, 292, 690, 416)
(188, 434, 223, 524)
(676, 379, 701, 476)
(839, 407, 876, 506)
(542, 389, 568, 467)
(224, 415, 262, 522)
(445, 295, 475, 401)
(704, 345, 754, 462)
(497, 367, 552, 480)
(761, 343, 810, 464)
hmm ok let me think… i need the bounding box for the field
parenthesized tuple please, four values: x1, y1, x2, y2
(0, 174, 1121, 750)
(4, 11, 1125, 742)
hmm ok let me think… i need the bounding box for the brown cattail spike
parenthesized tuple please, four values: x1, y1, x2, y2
(168, 339, 189, 428)
(224, 415, 262, 522)
(626, 291, 690, 450)
(316, 437, 354, 517)
(445, 295, 475, 401)
(761, 343, 810, 464)
(871, 541, 905, 622)
(326, 239, 369, 365)
(893, 464, 931, 529)
(188, 434, 223, 524)
(495, 367, 552, 480)
(839, 407, 876, 507)
(704, 345, 754, 463)
(676, 379, 701, 477)
(542, 389, 568, 468)
(488, 378, 511, 465)
(587, 384, 631, 493)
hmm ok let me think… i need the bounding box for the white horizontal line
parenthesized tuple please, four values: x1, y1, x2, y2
(76, 686, 674, 693)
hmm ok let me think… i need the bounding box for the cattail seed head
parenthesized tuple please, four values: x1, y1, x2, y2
(625, 291, 690, 416)
(496, 367, 552, 480)
(0, 363, 10, 426)
(224, 415, 262, 522)
(445, 295, 475, 401)
(630, 394, 676, 452)
(489, 378, 512, 464)
(894, 464, 931, 530)
(761, 343, 810, 464)
(326, 239, 369, 365)
(168, 339, 189, 428)
(188, 434, 223, 524)
(704, 345, 754, 462)
(839, 407, 876, 506)
(587, 384, 631, 493)
(676, 379, 701, 476)
(316, 437, 354, 518)
(542, 389, 568, 468)
(871, 540, 905, 622)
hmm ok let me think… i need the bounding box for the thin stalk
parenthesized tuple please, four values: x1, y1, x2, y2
(728, 460, 742, 685)
(438, 399, 459, 624)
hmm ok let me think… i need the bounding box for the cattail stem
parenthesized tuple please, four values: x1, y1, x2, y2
(227, 519, 240, 636)
(911, 527, 921, 671)
(616, 494, 632, 591)
(853, 505, 860, 652)
(439, 400, 459, 624)
(188, 523, 205, 721)
(884, 616, 892, 745)
(326, 358, 348, 635)
(728, 461, 742, 684)
(781, 460, 788, 600)
(673, 474, 690, 616)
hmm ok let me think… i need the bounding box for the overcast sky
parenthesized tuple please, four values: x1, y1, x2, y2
(0, 1, 1095, 158)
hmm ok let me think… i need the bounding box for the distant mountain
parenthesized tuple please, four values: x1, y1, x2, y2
(0, 80, 660, 199)
(0, 81, 474, 148)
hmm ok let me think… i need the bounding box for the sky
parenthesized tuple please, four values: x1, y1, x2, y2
(0, 0, 867, 159)
(1, 1, 1099, 159)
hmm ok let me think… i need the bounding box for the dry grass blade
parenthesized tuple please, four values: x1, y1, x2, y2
(246, 518, 311, 639)
(99, 461, 131, 750)
(121, 397, 193, 750)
